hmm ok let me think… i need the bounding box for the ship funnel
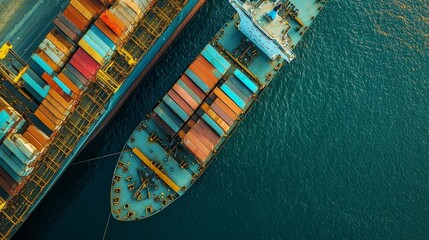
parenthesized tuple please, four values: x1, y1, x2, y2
(266, 3, 282, 21)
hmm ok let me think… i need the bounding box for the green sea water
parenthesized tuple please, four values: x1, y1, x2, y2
(15, 0, 429, 239)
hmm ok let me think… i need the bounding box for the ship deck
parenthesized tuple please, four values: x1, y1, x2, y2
(111, 0, 324, 221)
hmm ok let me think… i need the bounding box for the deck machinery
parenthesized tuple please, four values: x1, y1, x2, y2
(110, 0, 326, 221)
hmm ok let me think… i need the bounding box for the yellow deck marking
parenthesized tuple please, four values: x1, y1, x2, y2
(132, 147, 181, 193)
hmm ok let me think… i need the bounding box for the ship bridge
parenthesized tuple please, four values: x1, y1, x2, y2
(230, 0, 295, 61)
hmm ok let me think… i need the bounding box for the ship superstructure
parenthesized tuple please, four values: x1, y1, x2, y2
(0, 0, 205, 238)
(110, 0, 326, 221)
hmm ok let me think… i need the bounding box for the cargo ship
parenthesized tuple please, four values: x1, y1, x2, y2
(0, 0, 205, 238)
(110, 0, 326, 220)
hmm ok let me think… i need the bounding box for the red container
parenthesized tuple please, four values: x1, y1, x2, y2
(210, 100, 234, 126)
(70, 56, 94, 80)
(63, 8, 86, 31)
(172, 84, 199, 110)
(152, 113, 175, 136)
(75, 48, 100, 74)
(100, 11, 124, 37)
(180, 75, 205, 100)
(213, 87, 241, 115)
(67, 5, 90, 26)
(167, 89, 194, 116)
(42, 72, 73, 101)
(188, 128, 214, 151)
(182, 137, 206, 162)
(193, 120, 220, 145)
(213, 97, 238, 121)
(54, 18, 79, 42)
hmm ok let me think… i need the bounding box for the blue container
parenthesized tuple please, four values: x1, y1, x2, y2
(64, 64, 88, 87)
(224, 79, 250, 102)
(52, 76, 73, 96)
(22, 73, 49, 99)
(0, 156, 21, 183)
(82, 35, 108, 59)
(177, 80, 201, 103)
(31, 54, 54, 75)
(86, 29, 114, 54)
(162, 95, 188, 121)
(202, 113, 224, 136)
(0, 145, 27, 179)
(228, 75, 252, 98)
(154, 103, 181, 133)
(2, 138, 30, 165)
(90, 25, 116, 49)
(220, 84, 245, 109)
(0, 145, 27, 172)
(202, 44, 231, 74)
(185, 69, 210, 93)
(233, 69, 258, 93)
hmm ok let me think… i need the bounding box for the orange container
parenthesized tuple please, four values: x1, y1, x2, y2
(194, 120, 220, 145)
(189, 128, 214, 151)
(41, 72, 72, 102)
(213, 87, 241, 115)
(70, 0, 94, 21)
(41, 99, 65, 120)
(48, 88, 70, 109)
(35, 109, 56, 131)
(67, 5, 90, 26)
(210, 100, 234, 126)
(167, 89, 194, 116)
(37, 49, 61, 73)
(182, 136, 207, 163)
(46, 33, 72, 57)
(201, 103, 229, 132)
(58, 72, 82, 95)
(45, 94, 68, 115)
(213, 97, 238, 121)
(101, 10, 126, 36)
(38, 104, 61, 125)
(180, 75, 205, 100)
(63, 8, 87, 31)
(94, 19, 120, 44)
(23, 131, 44, 151)
(196, 55, 220, 82)
(27, 125, 50, 145)
(185, 131, 211, 155)
(187, 65, 215, 91)
(172, 84, 199, 110)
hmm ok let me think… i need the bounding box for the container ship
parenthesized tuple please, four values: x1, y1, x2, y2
(110, 0, 326, 221)
(0, 0, 205, 238)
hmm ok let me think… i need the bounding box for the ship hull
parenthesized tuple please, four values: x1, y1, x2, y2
(110, 0, 326, 221)
(2, 1, 205, 238)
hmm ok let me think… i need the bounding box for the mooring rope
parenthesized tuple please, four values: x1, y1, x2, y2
(71, 150, 130, 166)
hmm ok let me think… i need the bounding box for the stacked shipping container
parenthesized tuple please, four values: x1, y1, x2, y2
(0, 0, 156, 199)
(149, 44, 259, 164)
